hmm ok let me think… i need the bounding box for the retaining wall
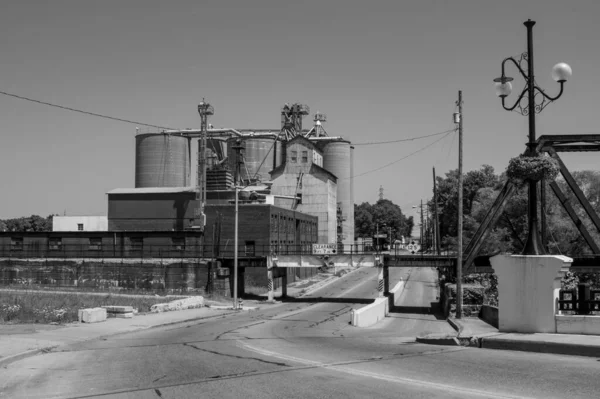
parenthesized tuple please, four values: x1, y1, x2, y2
(479, 305, 499, 328)
(0, 258, 212, 294)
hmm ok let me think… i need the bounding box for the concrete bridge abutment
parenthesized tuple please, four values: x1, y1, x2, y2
(491, 254, 572, 333)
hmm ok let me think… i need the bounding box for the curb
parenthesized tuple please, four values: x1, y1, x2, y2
(480, 337, 600, 358)
(415, 336, 459, 346)
(447, 318, 462, 335)
(208, 306, 259, 311)
(0, 347, 56, 368)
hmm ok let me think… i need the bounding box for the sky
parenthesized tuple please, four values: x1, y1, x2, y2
(1, 0, 600, 219)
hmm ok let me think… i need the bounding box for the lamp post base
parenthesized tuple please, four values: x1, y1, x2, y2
(522, 222, 546, 255)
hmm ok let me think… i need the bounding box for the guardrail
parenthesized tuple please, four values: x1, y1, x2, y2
(558, 284, 600, 315)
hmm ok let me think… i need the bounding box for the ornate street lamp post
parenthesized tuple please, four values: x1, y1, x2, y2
(493, 19, 572, 255)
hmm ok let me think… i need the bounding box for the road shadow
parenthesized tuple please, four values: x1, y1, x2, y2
(280, 296, 375, 304)
(239, 293, 374, 305)
(388, 301, 446, 320)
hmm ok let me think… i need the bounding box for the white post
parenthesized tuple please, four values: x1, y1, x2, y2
(267, 255, 274, 302)
(377, 260, 384, 298)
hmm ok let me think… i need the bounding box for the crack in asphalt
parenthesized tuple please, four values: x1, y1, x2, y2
(214, 320, 266, 341)
(183, 342, 289, 367)
(53, 345, 466, 399)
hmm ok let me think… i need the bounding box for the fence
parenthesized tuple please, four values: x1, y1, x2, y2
(558, 284, 600, 315)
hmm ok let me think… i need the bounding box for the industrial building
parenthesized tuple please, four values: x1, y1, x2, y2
(127, 103, 355, 247)
(52, 216, 108, 232)
(0, 103, 355, 296)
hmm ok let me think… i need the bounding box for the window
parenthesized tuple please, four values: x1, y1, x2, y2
(10, 237, 23, 251)
(172, 237, 185, 251)
(89, 237, 102, 250)
(245, 240, 256, 256)
(291, 150, 297, 163)
(49, 238, 62, 251)
(77, 223, 84, 231)
(130, 237, 143, 250)
(301, 151, 308, 163)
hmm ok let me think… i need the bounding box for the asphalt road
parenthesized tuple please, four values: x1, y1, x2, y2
(2, 267, 600, 399)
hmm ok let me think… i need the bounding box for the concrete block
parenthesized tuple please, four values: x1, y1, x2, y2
(108, 312, 134, 319)
(150, 296, 205, 313)
(102, 305, 134, 314)
(78, 307, 107, 323)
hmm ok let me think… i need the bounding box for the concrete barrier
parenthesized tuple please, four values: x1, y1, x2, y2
(150, 296, 204, 313)
(351, 297, 389, 327)
(556, 315, 600, 335)
(78, 307, 107, 323)
(390, 280, 405, 302)
(351, 279, 407, 328)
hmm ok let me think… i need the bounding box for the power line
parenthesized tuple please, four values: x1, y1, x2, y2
(352, 128, 456, 145)
(350, 130, 455, 179)
(0, 89, 175, 130)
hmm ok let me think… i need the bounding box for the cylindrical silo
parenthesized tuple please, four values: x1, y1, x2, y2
(321, 140, 354, 246)
(226, 136, 282, 183)
(135, 133, 190, 188)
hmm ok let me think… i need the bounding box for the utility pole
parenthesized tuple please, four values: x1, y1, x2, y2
(232, 140, 245, 310)
(433, 168, 441, 255)
(456, 90, 464, 319)
(420, 199, 424, 248)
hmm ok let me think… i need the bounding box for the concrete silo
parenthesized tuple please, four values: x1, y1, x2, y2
(319, 139, 355, 246)
(135, 133, 191, 188)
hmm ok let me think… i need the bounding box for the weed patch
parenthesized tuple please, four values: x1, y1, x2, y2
(1, 290, 177, 324)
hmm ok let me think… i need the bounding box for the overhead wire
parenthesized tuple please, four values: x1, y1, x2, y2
(352, 128, 456, 146)
(444, 129, 458, 165)
(0, 89, 175, 130)
(349, 129, 456, 179)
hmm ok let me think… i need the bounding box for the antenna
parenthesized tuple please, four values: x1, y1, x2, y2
(379, 185, 384, 201)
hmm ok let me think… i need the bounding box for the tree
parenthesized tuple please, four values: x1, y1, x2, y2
(437, 165, 499, 239)
(354, 200, 413, 243)
(354, 202, 374, 238)
(1, 215, 55, 232)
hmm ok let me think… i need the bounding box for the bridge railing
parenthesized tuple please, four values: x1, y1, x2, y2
(0, 243, 391, 260)
(558, 284, 600, 315)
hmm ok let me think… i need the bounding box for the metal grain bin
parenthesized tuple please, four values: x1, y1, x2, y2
(135, 133, 190, 188)
(226, 136, 282, 183)
(321, 140, 354, 246)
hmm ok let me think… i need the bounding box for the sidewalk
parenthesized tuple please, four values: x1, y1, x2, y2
(0, 267, 347, 367)
(417, 316, 600, 358)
